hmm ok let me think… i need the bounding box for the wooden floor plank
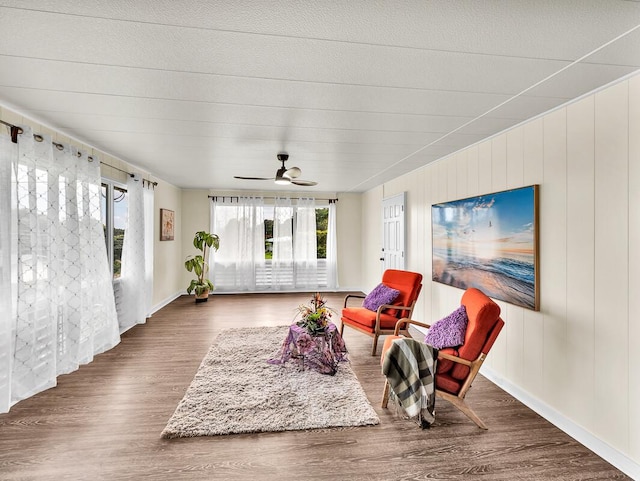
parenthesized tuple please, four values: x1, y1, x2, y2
(0, 292, 630, 480)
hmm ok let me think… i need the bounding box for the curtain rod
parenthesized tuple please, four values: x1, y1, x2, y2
(101, 161, 158, 187)
(2, 119, 24, 143)
(209, 195, 337, 203)
(1, 118, 157, 187)
(2, 119, 97, 159)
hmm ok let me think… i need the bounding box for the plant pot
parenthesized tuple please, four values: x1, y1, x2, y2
(195, 288, 210, 303)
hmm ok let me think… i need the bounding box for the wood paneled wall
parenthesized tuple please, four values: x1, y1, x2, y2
(362, 72, 640, 470)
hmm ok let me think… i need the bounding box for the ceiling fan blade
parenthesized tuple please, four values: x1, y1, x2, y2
(236, 152, 313, 185)
(284, 166, 301, 179)
(234, 176, 272, 180)
(291, 179, 318, 186)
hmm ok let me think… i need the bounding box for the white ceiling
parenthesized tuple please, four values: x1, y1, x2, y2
(1, 1, 639, 193)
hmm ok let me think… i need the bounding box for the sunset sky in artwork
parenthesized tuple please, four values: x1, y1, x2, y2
(432, 187, 535, 260)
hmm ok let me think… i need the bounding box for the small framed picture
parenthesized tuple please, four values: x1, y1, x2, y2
(160, 208, 175, 241)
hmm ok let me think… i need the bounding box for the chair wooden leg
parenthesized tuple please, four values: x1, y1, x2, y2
(381, 380, 391, 408)
(436, 390, 488, 430)
(339, 322, 344, 336)
(371, 334, 379, 356)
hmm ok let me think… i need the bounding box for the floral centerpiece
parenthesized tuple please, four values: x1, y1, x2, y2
(295, 293, 335, 336)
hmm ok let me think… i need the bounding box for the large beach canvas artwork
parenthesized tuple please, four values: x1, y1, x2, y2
(432, 185, 539, 310)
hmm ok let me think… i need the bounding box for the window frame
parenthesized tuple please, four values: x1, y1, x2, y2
(101, 178, 127, 280)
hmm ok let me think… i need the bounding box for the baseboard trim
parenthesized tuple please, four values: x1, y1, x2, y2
(209, 287, 364, 295)
(149, 291, 183, 316)
(481, 366, 640, 480)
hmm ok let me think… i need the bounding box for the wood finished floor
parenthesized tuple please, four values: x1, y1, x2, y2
(0, 292, 629, 481)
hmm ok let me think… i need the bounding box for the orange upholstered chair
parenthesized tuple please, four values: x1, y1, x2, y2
(340, 269, 423, 356)
(381, 288, 504, 429)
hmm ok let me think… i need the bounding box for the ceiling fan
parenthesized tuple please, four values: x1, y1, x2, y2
(234, 152, 318, 186)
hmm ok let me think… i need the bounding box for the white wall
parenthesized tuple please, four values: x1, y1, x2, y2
(335, 192, 362, 290)
(180, 189, 212, 290)
(359, 72, 640, 476)
(152, 181, 183, 309)
(360, 186, 384, 292)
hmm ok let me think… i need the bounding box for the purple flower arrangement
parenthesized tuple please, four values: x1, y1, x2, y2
(295, 293, 335, 336)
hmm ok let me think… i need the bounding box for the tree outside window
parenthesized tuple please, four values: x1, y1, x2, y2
(262, 206, 327, 260)
(315, 207, 328, 259)
(101, 181, 128, 279)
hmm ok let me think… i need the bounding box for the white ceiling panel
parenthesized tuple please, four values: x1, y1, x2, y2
(522, 63, 639, 99)
(481, 95, 571, 123)
(0, 8, 572, 94)
(1, 1, 639, 192)
(0, 57, 522, 117)
(2, 0, 638, 59)
(65, 121, 447, 149)
(12, 90, 524, 138)
(584, 25, 640, 66)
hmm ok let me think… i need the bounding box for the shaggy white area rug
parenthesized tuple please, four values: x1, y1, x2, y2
(161, 325, 380, 438)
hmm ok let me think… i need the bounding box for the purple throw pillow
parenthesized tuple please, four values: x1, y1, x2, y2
(362, 283, 400, 312)
(424, 305, 468, 349)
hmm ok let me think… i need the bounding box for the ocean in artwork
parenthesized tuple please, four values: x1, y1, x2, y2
(431, 186, 537, 310)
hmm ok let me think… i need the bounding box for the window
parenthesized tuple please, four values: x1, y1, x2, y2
(263, 205, 328, 260)
(101, 181, 128, 279)
(315, 207, 328, 259)
(260, 203, 328, 288)
(211, 197, 335, 291)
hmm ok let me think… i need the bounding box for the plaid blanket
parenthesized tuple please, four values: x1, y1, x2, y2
(382, 338, 436, 426)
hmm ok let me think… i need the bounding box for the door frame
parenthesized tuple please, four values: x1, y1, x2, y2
(381, 192, 406, 271)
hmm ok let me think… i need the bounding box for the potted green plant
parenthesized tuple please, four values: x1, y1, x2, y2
(185, 231, 220, 302)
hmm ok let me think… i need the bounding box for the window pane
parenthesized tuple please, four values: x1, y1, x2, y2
(316, 207, 328, 259)
(113, 186, 128, 279)
(264, 205, 273, 259)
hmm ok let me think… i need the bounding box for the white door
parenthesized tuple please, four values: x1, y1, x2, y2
(382, 192, 406, 271)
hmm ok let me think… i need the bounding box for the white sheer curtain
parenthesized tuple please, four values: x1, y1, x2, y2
(118, 174, 154, 332)
(211, 196, 265, 291)
(0, 126, 120, 412)
(326, 200, 339, 289)
(294, 197, 317, 289)
(208, 195, 335, 292)
(272, 197, 294, 290)
(0, 132, 16, 412)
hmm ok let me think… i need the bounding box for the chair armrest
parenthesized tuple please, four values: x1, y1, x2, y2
(437, 351, 473, 367)
(343, 293, 365, 308)
(393, 317, 432, 335)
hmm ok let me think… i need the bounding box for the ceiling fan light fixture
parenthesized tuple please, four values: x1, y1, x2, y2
(284, 166, 301, 179)
(275, 166, 291, 184)
(235, 152, 317, 187)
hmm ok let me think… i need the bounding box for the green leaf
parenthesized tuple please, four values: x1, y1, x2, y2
(187, 280, 198, 294)
(186, 231, 220, 293)
(194, 284, 209, 296)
